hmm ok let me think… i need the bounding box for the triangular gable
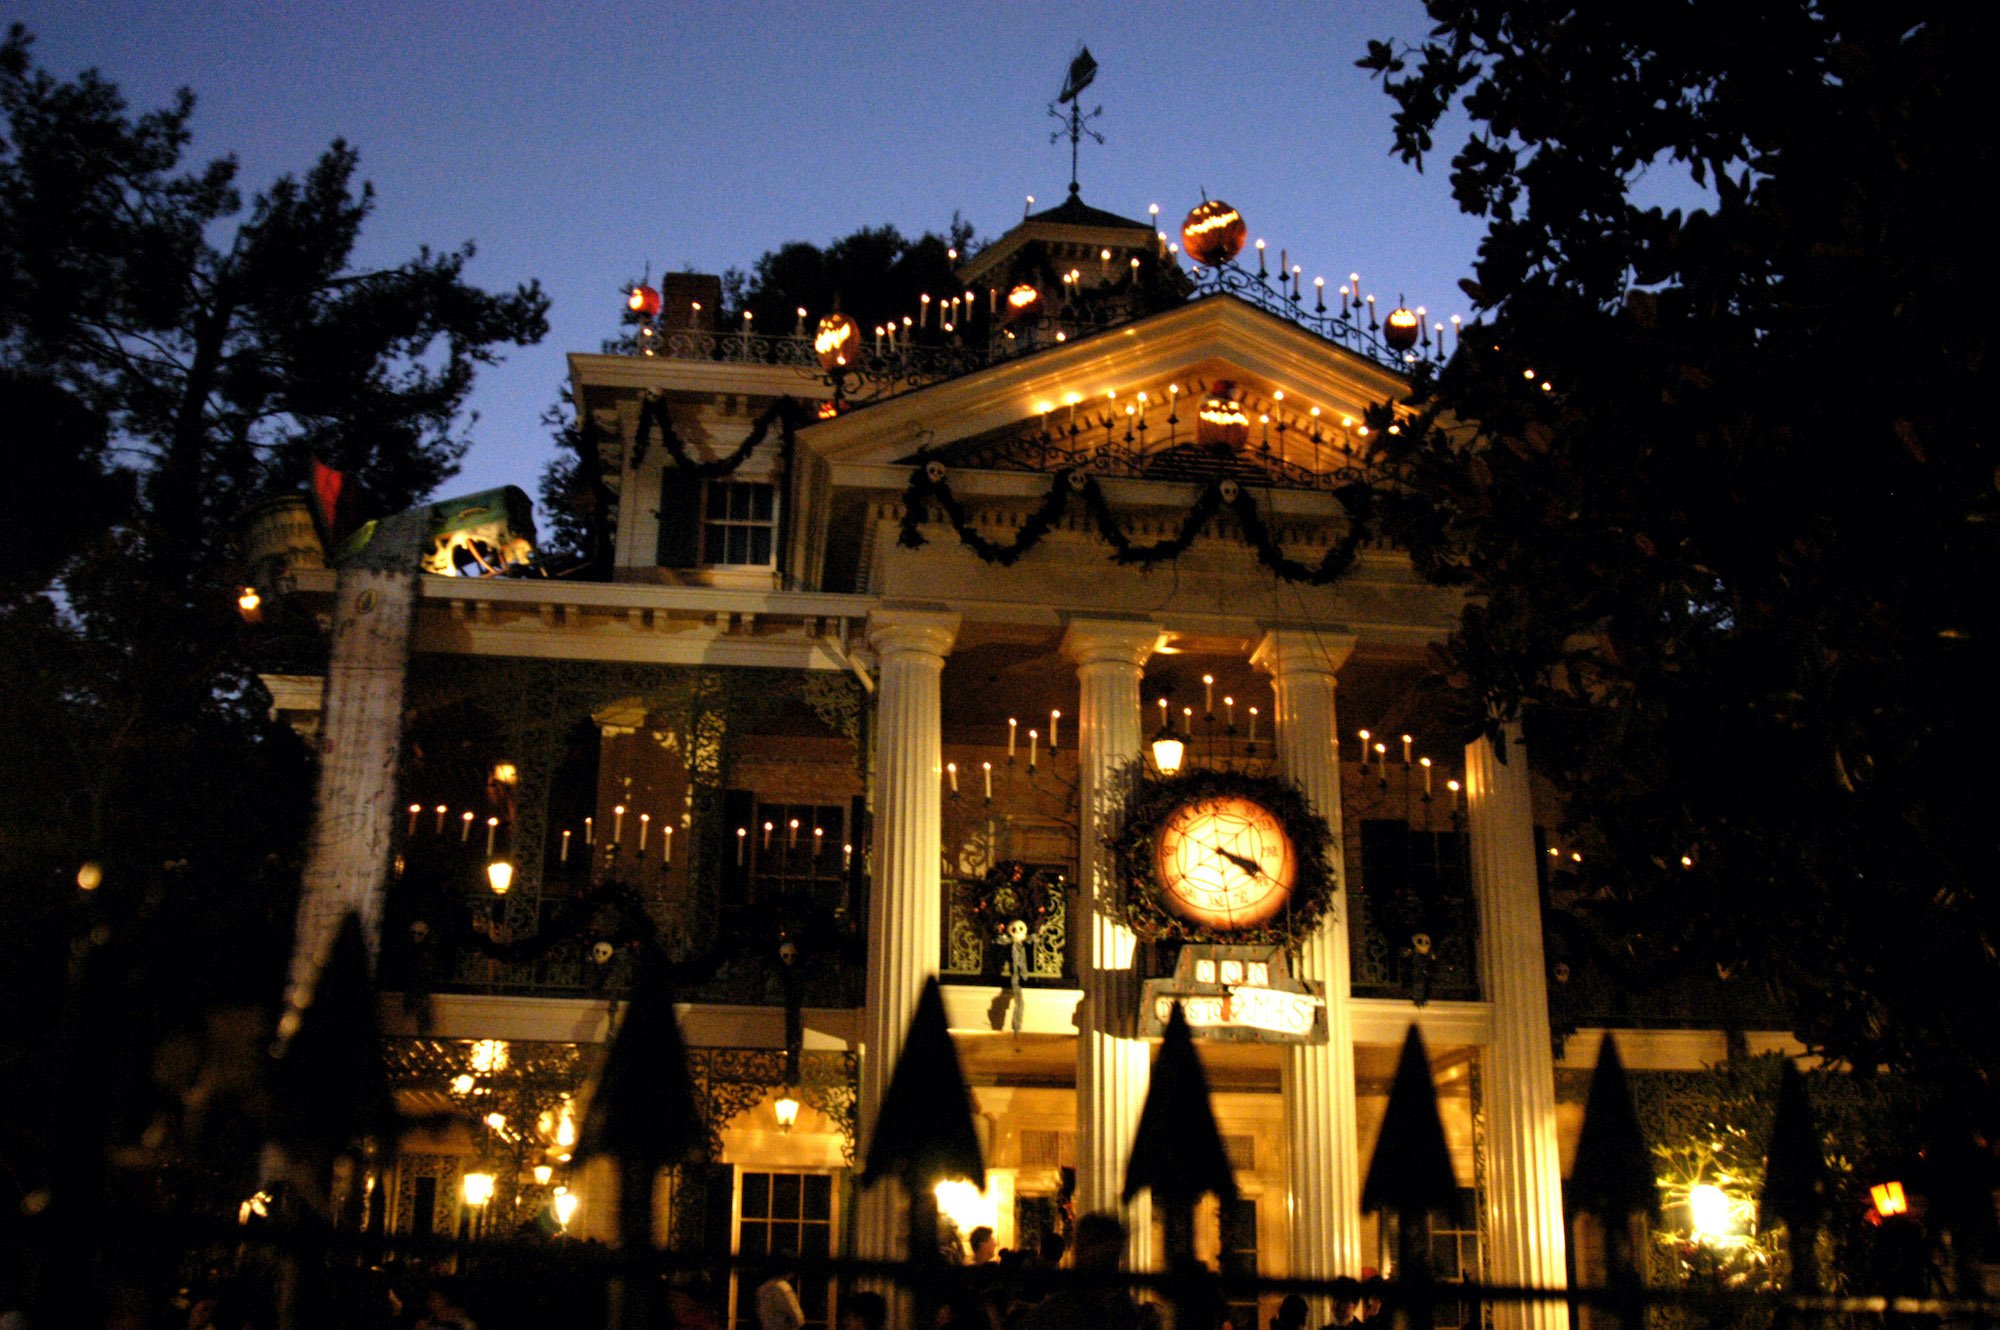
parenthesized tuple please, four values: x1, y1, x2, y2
(800, 294, 1412, 480)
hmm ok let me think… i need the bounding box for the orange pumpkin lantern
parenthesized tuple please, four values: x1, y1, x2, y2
(1197, 382, 1251, 449)
(1384, 305, 1421, 352)
(628, 284, 662, 318)
(1005, 283, 1041, 320)
(1181, 199, 1246, 267)
(814, 313, 862, 371)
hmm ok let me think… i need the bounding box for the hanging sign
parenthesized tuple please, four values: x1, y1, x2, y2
(1140, 944, 1326, 1044)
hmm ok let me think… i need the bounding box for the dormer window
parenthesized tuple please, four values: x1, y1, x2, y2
(702, 480, 776, 567)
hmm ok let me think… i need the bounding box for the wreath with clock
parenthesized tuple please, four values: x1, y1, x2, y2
(1110, 765, 1338, 949)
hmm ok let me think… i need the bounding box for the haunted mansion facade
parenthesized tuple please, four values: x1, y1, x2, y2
(261, 192, 1798, 1329)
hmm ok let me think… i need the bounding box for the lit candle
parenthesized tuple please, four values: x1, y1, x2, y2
(921, 293, 931, 327)
(1420, 756, 1434, 797)
(1008, 717, 1018, 759)
(485, 816, 499, 857)
(1402, 734, 1414, 765)
(1248, 706, 1259, 742)
(982, 760, 993, 801)
(946, 761, 959, 795)
(662, 825, 673, 864)
(788, 817, 800, 850)
(1358, 730, 1372, 766)
(794, 306, 806, 337)
(843, 842, 853, 872)
(434, 804, 447, 834)
(560, 828, 571, 863)
(1447, 778, 1461, 812)
(613, 804, 625, 843)
(584, 816, 593, 846)
(1374, 742, 1388, 765)
(762, 820, 773, 852)
(1203, 674, 1215, 714)
(1158, 697, 1169, 730)
(407, 803, 421, 837)
(638, 812, 650, 851)
(1050, 709, 1061, 750)
(736, 827, 747, 865)
(812, 826, 823, 857)
(1224, 696, 1235, 728)
(1182, 706, 1193, 736)
(1028, 728, 1038, 770)
(460, 810, 474, 843)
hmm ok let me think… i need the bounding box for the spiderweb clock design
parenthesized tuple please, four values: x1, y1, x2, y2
(1151, 794, 1298, 930)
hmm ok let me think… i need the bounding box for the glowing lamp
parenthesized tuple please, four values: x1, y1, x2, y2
(461, 1172, 495, 1208)
(1384, 305, 1421, 352)
(814, 313, 861, 371)
(1151, 729, 1186, 776)
(76, 862, 103, 892)
(774, 1093, 801, 1132)
(552, 1188, 580, 1229)
(491, 761, 518, 785)
(1005, 283, 1041, 320)
(486, 860, 515, 895)
(1871, 1180, 1908, 1218)
(1181, 199, 1246, 267)
(236, 586, 263, 624)
(1688, 1183, 1732, 1240)
(628, 284, 662, 317)
(532, 1164, 553, 1186)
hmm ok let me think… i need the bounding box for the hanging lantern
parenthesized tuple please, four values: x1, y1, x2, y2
(1181, 199, 1246, 267)
(628, 284, 662, 318)
(1197, 381, 1251, 449)
(1384, 304, 1421, 352)
(1005, 283, 1041, 320)
(814, 313, 862, 371)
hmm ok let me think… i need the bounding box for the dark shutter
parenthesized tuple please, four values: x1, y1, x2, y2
(658, 472, 703, 568)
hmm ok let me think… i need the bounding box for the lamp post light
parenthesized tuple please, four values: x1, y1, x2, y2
(461, 1170, 495, 1240)
(1151, 727, 1186, 776)
(775, 1092, 801, 1133)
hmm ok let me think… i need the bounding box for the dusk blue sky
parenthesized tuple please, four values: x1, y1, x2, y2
(15, 2, 1494, 499)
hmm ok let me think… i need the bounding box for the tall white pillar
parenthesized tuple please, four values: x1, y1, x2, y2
(1465, 725, 1566, 1330)
(1061, 618, 1160, 1271)
(853, 608, 960, 1263)
(1251, 630, 1362, 1301)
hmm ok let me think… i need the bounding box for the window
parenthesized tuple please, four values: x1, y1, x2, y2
(1219, 1195, 1260, 1330)
(751, 802, 848, 910)
(703, 480, 776, 566)
(1426, 1189, 1482, 1330)
(736, 1171, 835, 1330)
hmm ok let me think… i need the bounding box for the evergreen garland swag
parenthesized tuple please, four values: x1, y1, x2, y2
(898, 461, 1374, 585)
(1108, 764, 1339, 951)
(634, 392, 806, 477)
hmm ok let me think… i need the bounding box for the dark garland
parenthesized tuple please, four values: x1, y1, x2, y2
(898, 461, 1374, 586)
(968, 861, 1067, 940)
(634, 392, 804, 478)
(1107, 763, 1339, 951)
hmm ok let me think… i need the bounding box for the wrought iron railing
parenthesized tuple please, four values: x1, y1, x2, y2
(1348, 886, 1482, 1003)
(939, 876, 1073, 984)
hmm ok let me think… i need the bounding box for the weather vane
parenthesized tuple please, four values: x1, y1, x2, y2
(1048, 46, 1103, 199)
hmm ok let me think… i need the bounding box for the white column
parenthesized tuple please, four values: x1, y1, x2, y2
(1465, 725, 1567, 1330)
(1061, 618, 1160, 1271)
(1251, 630, 1362, 1301)
(853, 608, 960, 1262)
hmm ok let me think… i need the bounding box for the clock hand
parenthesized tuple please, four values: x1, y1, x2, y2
(1215, 846, 1264, 878)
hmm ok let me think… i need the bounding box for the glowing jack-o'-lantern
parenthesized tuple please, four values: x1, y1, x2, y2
(1384, 305, 1421, 352)
(627, 284, 662, 318)
(1181, 199, 1246, 267)
(1005, 283, 1041, 319)
(1197, 382, 1250, 449)
(814, 313, 862, 371)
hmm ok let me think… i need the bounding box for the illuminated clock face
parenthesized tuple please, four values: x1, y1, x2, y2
(1152, 795, 1298, 930)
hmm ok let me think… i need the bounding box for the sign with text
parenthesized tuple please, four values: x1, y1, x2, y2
(1139, 944, 1327, 1044)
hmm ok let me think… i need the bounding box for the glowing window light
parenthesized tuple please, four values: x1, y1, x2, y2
(933, 1177, 997, 1233)
(1871, 1180, 1908, 1218)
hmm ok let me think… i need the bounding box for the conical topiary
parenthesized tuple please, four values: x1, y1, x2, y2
(577, 952, 708, 1168)
(1567, 1034, 1659, 1222)
(1361, 1025, 1459, 1217)
(861, 977, 984, 1191)
(271, 912, 397, 1162)
(1758, 1061, 1827, 1231)
(1124, 1002, 1237, 1207)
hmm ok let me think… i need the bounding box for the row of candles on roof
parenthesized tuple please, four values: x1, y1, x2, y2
(1027, 379, 1386, 451)
(625, 199, 1462, 373)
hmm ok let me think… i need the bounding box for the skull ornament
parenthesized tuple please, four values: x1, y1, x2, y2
(924, 460, 947, 484)
(778, 941, 799, 966)
(1066, 471, 1089, 493)
(1552, 961, 1571, 984)
(409, 920, 430, 944)
(1219, 479, 1240, 503)
(1412, 932, 1434, 956)
(1007, 919, 1030, 943)
(591, 940, 615, 965)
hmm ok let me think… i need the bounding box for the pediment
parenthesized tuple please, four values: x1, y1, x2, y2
(801, 295, 1412, 486)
